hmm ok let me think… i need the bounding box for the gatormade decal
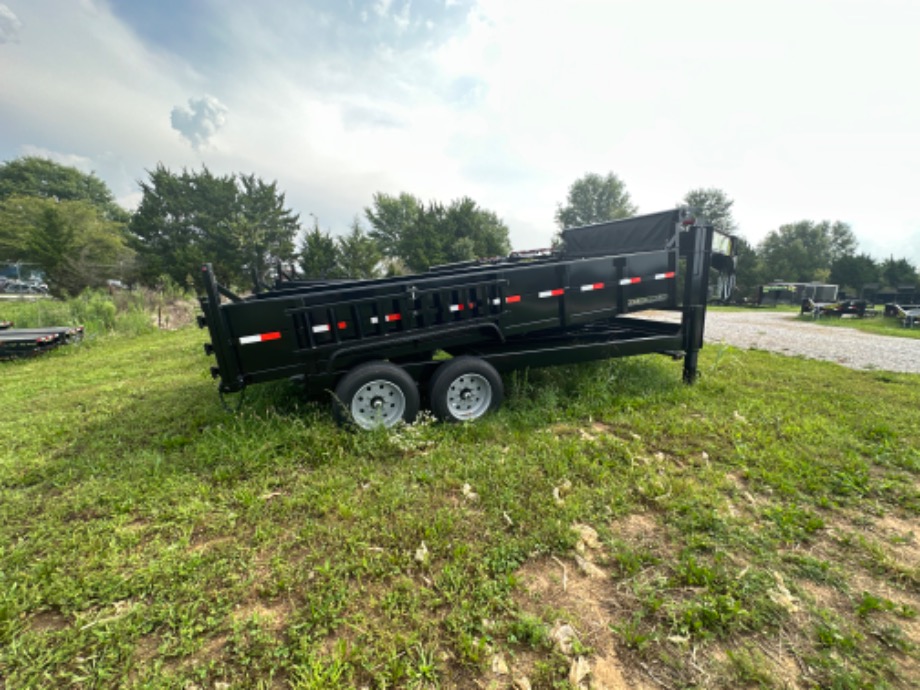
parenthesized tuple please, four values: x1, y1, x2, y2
(627, 294, 669, 307)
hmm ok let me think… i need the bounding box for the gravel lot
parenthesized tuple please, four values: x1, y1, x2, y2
(702, 310, 920, 374)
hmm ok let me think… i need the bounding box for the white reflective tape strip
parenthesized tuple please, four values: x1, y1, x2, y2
(370, 316, 380, 325)
(311, 324, 330, 333)
(492, 298, 501, 306)
(239, 332, 281, 345)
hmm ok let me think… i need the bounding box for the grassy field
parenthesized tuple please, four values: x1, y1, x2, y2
(1, 324, 918, 688)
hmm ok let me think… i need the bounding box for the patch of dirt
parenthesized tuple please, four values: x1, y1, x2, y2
(608, 512, 661, 544)
(509, 557, 654, 690)
(188, 535, 235, 554)
(152, 300, 198, 330)
(133, 633, 162, 665)
(230, 600, 292, 632)
(28, 610, 69, 633)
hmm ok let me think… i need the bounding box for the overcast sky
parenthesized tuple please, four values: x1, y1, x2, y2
(1, 0, 918, 263)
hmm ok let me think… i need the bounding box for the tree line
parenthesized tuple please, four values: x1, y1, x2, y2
(1, 156, 917, 300)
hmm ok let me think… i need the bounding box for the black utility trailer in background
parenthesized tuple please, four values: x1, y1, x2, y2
(198, 209, 736, 428)
(0, 325, 84, 360)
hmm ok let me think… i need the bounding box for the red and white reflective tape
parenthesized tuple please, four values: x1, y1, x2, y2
(370, 313, 402, 325)
(655, 271, 676, 280)
(449, 304, 465, 312)
(580, 282, 605, 292)
(491, 294, 522, 306)
(239, 331, 282, 345)
(619, 277, 642, 286)
(538, 288, 565, 298)
(311, 321, 349, 333)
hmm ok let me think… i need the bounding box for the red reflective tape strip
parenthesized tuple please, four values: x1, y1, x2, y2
(385, 313, 402, 322)
(239, 331, 282, 345)
(337, 321, 347, 330)
(506, 295, 521, 303)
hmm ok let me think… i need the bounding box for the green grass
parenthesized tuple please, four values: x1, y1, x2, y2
(797, 312, 920, 339)
(1, 327, 918, 688)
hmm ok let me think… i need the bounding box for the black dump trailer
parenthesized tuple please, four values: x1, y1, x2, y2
(198, 208, 736, 428)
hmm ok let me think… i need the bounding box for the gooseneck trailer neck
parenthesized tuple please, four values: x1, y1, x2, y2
(198, 208, 736, 427)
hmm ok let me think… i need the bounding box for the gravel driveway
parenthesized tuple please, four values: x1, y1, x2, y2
(702, 310, 920, 374)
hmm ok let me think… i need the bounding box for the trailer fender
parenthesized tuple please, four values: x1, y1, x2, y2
(428, 356, 503, 423)
(332, 361, 420, 429)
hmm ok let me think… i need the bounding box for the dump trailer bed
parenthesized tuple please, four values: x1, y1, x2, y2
(198, 209, 735, 427)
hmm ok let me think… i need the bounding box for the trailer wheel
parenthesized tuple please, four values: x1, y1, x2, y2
(429, 356, 503, 423)
(333, 361, 420, 430)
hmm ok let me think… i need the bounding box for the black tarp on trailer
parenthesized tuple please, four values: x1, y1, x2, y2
(560, 210, 680, 258)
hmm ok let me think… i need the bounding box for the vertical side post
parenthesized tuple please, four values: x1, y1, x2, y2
(200, 264, 245, 392)
(681, 225, 713, 384)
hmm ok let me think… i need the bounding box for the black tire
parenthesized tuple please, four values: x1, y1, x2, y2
(428, 356, 503, 423)
(333, 361, 420, 429)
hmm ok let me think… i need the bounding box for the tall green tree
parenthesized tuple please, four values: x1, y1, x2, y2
(299, 221, 341, 280)
(555, 172, 637, 230)
(337, 220, 381, 279)
(233, 174, 299, 283)
(129, 165, 299, 288)
(682, 188, 738, 234)
(830, 253, 879, 294)
(879, 256, 918, 288)
(365, 192, 422, 259)
(0, 156, 128, 222)
(758, 220, 855, 283)
(365, 194, 511, 273)
(0, 196, 130, 295)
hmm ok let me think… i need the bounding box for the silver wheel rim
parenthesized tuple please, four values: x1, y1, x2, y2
(350, 379, 406, 429)
(445, 373, 492, 420)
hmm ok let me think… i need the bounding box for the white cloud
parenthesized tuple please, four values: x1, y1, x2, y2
(3, 0, 920, 267)
(170, 95, 229, 150)
(0, 3, 22, 43)
(20, 145, 93, 171)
